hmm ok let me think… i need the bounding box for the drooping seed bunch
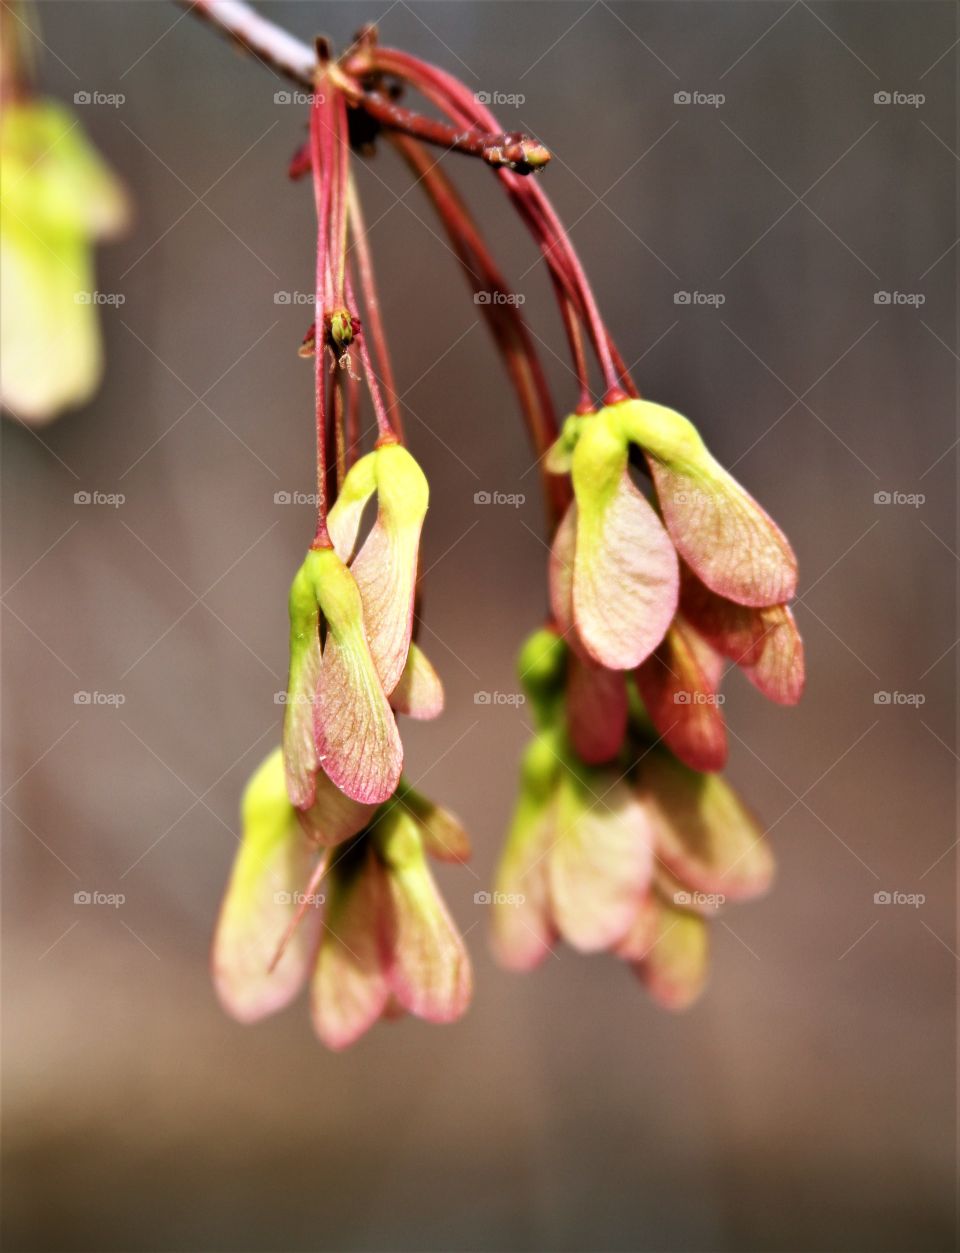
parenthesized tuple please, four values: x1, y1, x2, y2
(169, 9, 803, 1046)
(0, 1, 805, 1046)
(493, 398, 802, 1006)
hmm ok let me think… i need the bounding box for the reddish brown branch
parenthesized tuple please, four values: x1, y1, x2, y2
(179, 1, 550, 172)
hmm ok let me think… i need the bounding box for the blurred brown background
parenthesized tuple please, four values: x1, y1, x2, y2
(2, 2, 957, 1250)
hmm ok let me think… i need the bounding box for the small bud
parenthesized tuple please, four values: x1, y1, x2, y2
(482, 133, 551, 174)
(327, 307, 354, 350)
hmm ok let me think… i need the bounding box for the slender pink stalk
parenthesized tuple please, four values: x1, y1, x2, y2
(330, 90, 351, 303)
(353, 46, 628, 401)
(347, 180, 403, 439)
(334, 77, 550, 172)
(332, 366, 346, 490)
(309, 89, 333, 545)
(344, 268, 395, 443)
(392, 134, 571, 523)
(345, 353, 361, 465)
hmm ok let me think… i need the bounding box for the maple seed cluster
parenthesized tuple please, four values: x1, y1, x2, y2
(0, 4, 804, 1047)
(205, 24, 802, 1048)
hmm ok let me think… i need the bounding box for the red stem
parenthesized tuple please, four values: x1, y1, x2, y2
(332, 366, 346, 491)
(345, 349, 361, 465)
(344, 267, 395, 442)
(392, 134, 570, 524)
(180, 3, 548, 170)
(352, 47, 628, 402)
(348, 180, 403, 439)
(333, 75, 550, 173)
(309, 89, 333, 544)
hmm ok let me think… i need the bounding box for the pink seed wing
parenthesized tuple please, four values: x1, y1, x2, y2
(212, 751, 320, 1023)
(296, 766, 377, 847)
(350, 513, 422, 696)
(491, 799, 558, 971)
(638, 751, 773, 901)
(635, 617, 728, 772)
(566, 649, 628, 765)
(574, 471, 679, 670)
(282, 630, 321, 809)
(549, 773, 654, 952)
(633, 893, 709, 1011)
(389, 642, 444, 721)
(311, 849, 391, 1050)
(680, 571, 804, 705)
(381, 855, 473, 1024)
(314, 632, 403, 805)
(650, 454, 797, 608)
